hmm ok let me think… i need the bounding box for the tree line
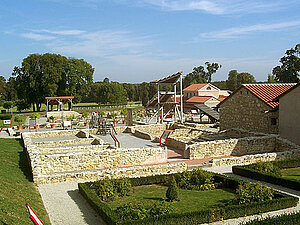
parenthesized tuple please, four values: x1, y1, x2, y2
(0, 44, 299, 111)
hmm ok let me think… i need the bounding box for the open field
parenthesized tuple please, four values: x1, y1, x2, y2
(0, 139, 50, 225)
(106, 184, 236, 214)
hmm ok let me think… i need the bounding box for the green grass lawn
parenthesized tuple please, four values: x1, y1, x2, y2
(281, 167, 300, 181)
(106, 185, 236, 214)
(0, 139, 50, 225)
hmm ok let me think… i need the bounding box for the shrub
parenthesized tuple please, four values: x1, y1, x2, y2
(96, 180, 117, 201)
(114, 178, 131, 197)
(149, 202, 173, 218)
(0, 114, 12, 120)
(96, 178, 131, 201)
(236, 182, 274, 204)
(14, 115, 23, 125)
(166, 176, 178, 202)
(242, 212, 300, 225)
(3, 101, 13, 110)
(176, 169, 216, 191)
(249, 161, 281, 177)
(82, 112, 89, 118)
(30, 113, 40, 119)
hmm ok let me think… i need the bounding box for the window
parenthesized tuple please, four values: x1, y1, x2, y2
(271, 118, 277, 125)
(207, 87, 211, 90)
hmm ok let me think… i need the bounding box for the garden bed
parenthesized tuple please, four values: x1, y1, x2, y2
(232, 158, 300, 191)
(78, 170, 298, 225)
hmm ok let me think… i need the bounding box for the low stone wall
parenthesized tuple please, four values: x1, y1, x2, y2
(38, 147, 167, 175)
(39, 145, 112, 154)
(35, 162, 188, 184)
(188, 135, 296, 160)
(166, 137, 187, 151)
(129, 124, 167, 138)
(211, 149, 300, 166)
(133, 129, 153, 140)
(33, 138, 102, 148)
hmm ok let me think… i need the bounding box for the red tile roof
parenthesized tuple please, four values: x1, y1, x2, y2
(170, 96, 187, 102)
(217, 95, 227, 102)
(183, 83, 207, 91)
(243, 83, 297, 108)
(186, 96, 213, 103)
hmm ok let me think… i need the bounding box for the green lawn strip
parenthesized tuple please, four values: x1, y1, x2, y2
(281, 167, 300, 181)
(106, 185, 236, 214)
(0, 139, 50, 225)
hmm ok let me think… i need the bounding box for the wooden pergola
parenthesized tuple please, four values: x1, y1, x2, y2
(45, 96, 74, 112)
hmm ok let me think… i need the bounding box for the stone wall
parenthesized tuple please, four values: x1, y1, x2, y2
(133, 129, 153, 140)
(38, 147, 167, 175)
(35, 162, 187, 184)
(211, 149, 300, 166)
(33, 138, 102, 148)
(220, 86, 279, 134)
(188, 135, 297, 160)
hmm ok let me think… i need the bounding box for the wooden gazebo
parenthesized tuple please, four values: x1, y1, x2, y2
(45, 96, 74, 112)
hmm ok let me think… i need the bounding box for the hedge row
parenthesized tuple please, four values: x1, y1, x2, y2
(0, 114, 12, 120)
(78, 172, 298, 225)
(232, 162, 300, 191)
(272, 158, 300, 169)
(243, 213, 300, 225)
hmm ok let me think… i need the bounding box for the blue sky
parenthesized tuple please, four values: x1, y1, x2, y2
(0, 0, 299, 83)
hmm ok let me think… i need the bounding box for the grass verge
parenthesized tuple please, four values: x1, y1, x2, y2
(0, 139, 50, 225)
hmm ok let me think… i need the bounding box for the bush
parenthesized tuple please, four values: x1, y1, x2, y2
(14, 115, 23, 125)
(30, 113, 40, 119)
(166, 176, 178, 202)
(248, 161, 281, 177)
(3, 101, 13, 110)
(236, 182, 274, 204)
(96, 178, 131, 201)
(0, 114, 12, 120)
(176, 169, 216, 191)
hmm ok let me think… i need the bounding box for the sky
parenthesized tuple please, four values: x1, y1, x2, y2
(0, 0, 299, 83)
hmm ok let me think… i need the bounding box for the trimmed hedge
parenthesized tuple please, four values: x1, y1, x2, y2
(232, 159, 300, 191)
(0, 114, 12, 120)
(242, 213, 300, 225)
(78, 171, 298, 225)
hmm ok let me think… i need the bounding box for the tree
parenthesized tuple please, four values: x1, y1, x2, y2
(226, 70, 256, 91)
(13, 53, 94, 111)
(272, 44, 300, 82)
(166, 176, 178, 202)
(267, 74, 277, 83)
(95, 81, 127, 105)
(183, 62, 221, 88)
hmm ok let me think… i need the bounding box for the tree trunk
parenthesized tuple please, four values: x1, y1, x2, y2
(32, 104, 36, 112)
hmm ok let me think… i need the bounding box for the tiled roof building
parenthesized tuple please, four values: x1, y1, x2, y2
(219, 83, 297, 134)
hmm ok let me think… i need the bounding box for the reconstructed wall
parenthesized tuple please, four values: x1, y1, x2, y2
(211, 149, 300, 166)
(188, 135, 298, 160)
(220, 87, 278, 134)
(35, 162, 187, 184)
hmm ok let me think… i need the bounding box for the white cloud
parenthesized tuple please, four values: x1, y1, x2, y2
(200, 20, 300, 39)
(21, 32, 56, 41)
(38, 29, 86, 35)
(142, 0, 293, 15)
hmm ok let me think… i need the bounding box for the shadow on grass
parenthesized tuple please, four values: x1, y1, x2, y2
(67, 189, 105, 225)
(18, 139, 33, 182)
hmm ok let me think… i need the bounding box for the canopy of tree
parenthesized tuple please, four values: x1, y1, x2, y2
(226, 70, 256, 91)
(183, 62, 221, 88)
(272, 44, 300, 82)
(12, 53, 94, 111)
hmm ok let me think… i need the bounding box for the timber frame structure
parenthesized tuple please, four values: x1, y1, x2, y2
(146, 72, 184, 124)
(45, 96, 74, 112)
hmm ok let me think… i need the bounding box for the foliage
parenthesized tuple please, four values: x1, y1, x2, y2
(95, 81, 127, 105)
(236, 182, 274, 204)
(14, 115, 23, 125)
(166, 176, 178, 202)
(233, 158, 300, 190)
(267, 74, 277, 83)
(176, 169, 216, 191)
(212, 81, 227, 89)
(120, 107, 128, 116)
(249, 161, 282, 177)
(79, 172, 298, 225)
(96, 178, 131, 201)
(272, 44, 300, 82)
(243, 212, 300, 225)
(15, 99, 30, 112)
(226, 70, 256, 91)
(0, 113, 12, 120)
(115, 201, 173, 221)
(30, 113, 40, 119)
(49, 115, 55, 122)
(82, 112, 89, 118)
(12, 53, 94, 111)
(183, 62, 222, 88)
(3, 101, 14, 109)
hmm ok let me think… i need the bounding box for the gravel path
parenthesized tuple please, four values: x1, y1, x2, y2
(38, 182, 106, 225)
(202, 166, 300, 225)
